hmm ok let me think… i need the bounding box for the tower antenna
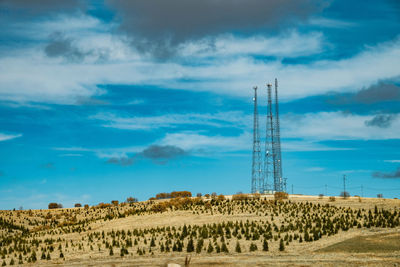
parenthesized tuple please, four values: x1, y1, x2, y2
(251, 86, 262, 193)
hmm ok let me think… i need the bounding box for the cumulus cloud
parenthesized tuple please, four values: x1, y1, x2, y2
(373, 167, 400, 179)
(282, 111, 400, 140)
(365, 114, 397, 128)
(44, 32, 87, 61)
(107, 0, 328, 57)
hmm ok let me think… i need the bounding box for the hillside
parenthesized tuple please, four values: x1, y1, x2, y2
(1, 194, 400, 266)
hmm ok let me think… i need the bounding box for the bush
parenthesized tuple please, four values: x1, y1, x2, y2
(126, 197, 138, 204)
(74, 203, 82, 208)
(155, 191, 192, 199)
(84, 204, 89, 209)
(377, 194, 383, 199)
(318, 194, 324, 199)
(329, 196, 336, 202)
(48, 203, 62, 209)
(217, 194, 225, 201)
(232, 193, 249, 201)
(274, 192, 288, 200)
(111, 200, 119, 206)
(151, 203, 167, 213)
(196, 193, 202, 197)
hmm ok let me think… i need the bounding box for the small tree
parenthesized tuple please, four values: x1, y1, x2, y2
(74, 203, 82, 208)
(377, 193, 383, 198)
(279, 239, 285, 251)
(207, 243, 213, 253)
(262, 239, 269, 251)
(235, 241, 241, 253)
(186, 239, 194, 253)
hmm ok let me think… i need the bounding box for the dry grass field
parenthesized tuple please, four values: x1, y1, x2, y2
(1, 193, 400, 266)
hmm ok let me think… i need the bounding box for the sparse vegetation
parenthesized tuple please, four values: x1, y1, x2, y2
(0, 194, 399, 266)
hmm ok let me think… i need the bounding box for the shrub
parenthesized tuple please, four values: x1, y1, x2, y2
(126, 197, 138, 204)
(151, 203, 167, 213)
(48, 203, 62, 209)
(84, 204, 89, 209)
(111, 200, 119, 206)
(274, 192, 288, 200)
(74, 203, 82, 208)
(329, 196, 336, 202)
(196, 193, 202, 197)
(217, 194, 225, 201)
(377, 194, 383, 199)
(232, 193, 249, 201)
(318, 194, 324, 199)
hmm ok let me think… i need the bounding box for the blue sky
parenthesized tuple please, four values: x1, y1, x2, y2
(1, 0, 400, 209)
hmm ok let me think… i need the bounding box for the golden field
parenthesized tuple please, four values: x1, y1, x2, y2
(1, 194, 399, 266)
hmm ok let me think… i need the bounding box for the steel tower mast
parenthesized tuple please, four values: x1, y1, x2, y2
(274, 78, 284, 192)
(251, 86, 262, 193)
(264, 83, 274, 193)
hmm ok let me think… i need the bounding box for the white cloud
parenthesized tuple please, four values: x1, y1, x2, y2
(160, 131, 251, 152)
(0, 132, 22, 142)
(308, 17, 357, 28)
(1, 13, 400, 105)
(282, 111, 400, 141)
(178, 30, 324, 58)
(384, 160, 400, 163)
(90, 111, 250, 130)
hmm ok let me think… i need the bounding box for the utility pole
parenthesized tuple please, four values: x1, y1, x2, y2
(343, 175, 347, 198)
(325, 184, 327, 196)
(361, 185, 363, 198)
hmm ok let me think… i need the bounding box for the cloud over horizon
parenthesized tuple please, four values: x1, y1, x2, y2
(107, 0, 329, 58)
